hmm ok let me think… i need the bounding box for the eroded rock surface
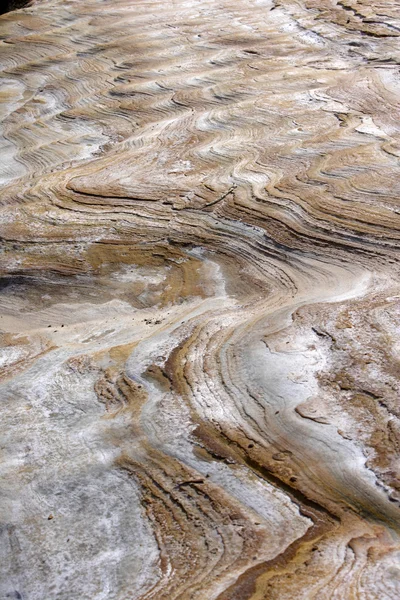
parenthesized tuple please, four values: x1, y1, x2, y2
(1, 0, 400, 598)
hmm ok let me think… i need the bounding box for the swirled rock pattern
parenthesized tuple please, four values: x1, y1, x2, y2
(1, 0, 400, 598)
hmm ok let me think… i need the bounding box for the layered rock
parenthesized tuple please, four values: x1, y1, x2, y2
(1, 0, 400, 598)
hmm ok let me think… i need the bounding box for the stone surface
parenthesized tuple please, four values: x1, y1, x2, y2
(1, 0, 400, 598)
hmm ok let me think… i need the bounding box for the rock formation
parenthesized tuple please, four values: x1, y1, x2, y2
(1, 0, 400, 598)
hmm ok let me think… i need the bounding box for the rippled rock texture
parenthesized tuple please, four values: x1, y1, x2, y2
(1, 0, 400, 598)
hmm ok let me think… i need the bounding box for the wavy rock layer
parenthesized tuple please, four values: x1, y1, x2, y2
(1, 0, 400, 598)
